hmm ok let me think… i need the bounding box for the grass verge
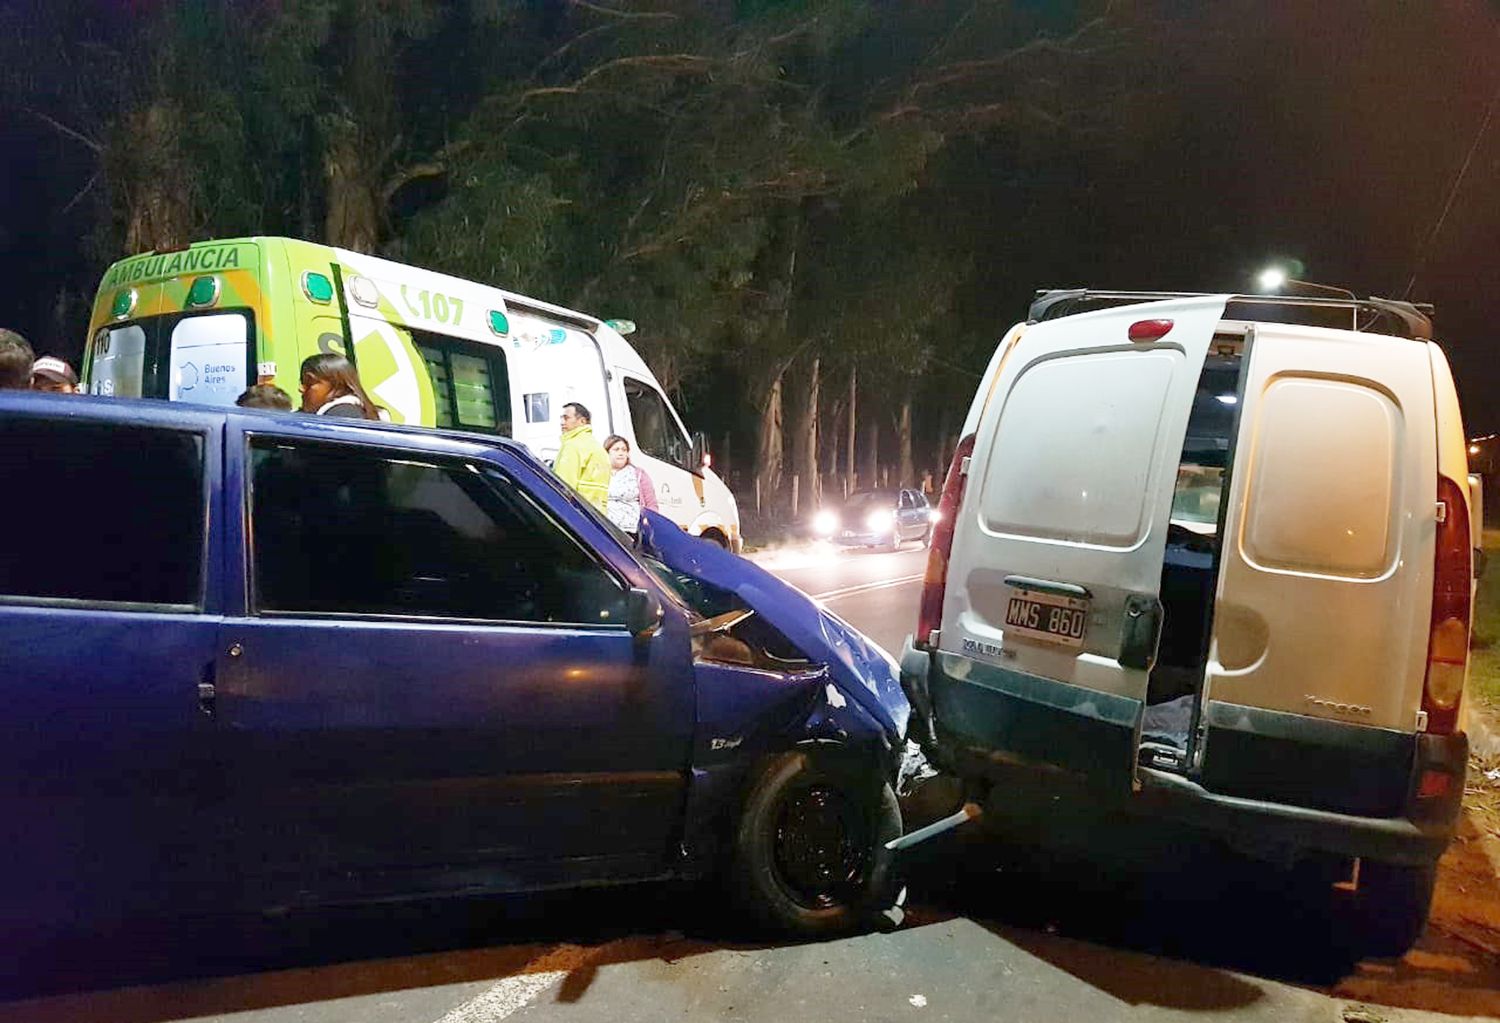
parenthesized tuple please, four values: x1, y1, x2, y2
(1472, 530, 1500, 709)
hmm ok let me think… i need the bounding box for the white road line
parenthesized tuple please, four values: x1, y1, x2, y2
(812, 572, 924, 602)
(433, 944, 593, 1023)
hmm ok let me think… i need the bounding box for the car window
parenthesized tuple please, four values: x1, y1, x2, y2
(249, 438, 626, 625)
(899, 491, 914, 509)
(624, 376, 692, 470)
(0, 417, 204, 607)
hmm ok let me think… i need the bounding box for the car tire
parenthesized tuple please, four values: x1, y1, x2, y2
(731, 749, 901, 939)
(921, 526, 932, 549)
(1357, 859, 1437, 957)
(887, 531, 902, 553)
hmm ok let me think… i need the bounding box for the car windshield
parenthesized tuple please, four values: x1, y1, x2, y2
(843, 491, 896, 513)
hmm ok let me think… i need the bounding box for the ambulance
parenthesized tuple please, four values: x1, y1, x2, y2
(82, 237, 740, 550)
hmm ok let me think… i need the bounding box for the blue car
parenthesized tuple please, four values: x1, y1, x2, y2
(0, 393, 908, 942)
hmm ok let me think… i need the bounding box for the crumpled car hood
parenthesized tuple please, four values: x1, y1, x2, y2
(638, 511, 909, 741)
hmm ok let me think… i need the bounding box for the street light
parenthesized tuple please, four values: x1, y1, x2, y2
(1257, 267, 1288, 291)
(1256, 266, 1357, 300)
(1256, 265, 1358, 327)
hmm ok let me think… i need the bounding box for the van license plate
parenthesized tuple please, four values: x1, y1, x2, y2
(1004, 589, 1089, 647)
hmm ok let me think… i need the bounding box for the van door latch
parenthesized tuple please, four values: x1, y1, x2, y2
(1120, 594, 1164, 671)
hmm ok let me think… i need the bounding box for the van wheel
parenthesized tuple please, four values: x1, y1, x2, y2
(1358, 860, 1437, 957)
(731, 750, 901, 938)
(699, 528, 730, 550)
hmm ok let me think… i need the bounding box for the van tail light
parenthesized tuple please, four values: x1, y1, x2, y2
(1422, 475, 1472, 735)
(917, 433, 976, 649)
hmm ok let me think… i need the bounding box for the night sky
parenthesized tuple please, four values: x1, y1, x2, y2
(2, 1, 1498, 429)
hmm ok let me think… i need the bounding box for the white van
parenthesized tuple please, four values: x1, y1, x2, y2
(83, 237, 742, 550)
(902, 290, 1473, 954)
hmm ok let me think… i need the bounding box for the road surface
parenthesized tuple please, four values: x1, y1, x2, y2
(5, 541, 1500, 1023)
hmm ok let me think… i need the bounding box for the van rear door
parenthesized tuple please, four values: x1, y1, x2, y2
(1198, 327, 1437, 811)
(940, 296, 1224, 788)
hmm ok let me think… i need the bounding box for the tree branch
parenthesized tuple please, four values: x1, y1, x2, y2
(569, 0, 678, 20)
(381, 139, 471, 204)
(515, 54, 714, 102)
(26, 107, 102, 154)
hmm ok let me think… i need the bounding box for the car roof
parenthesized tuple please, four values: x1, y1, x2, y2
(0, 391, 533, 462)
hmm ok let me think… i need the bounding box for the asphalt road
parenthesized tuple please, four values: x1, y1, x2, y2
(5, 541, 1500, 1023)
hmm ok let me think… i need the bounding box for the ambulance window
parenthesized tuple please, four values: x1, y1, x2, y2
(167, 312, 252, 407)
(624, 377, 692, 470)
(89, 324, 148, 398)
(413, 331, 511, 435)
(525, 393, 550, 423)
(1241, 377, 1398, 578)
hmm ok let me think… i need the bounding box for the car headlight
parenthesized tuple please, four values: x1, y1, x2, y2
(928, 509, 942, 523)
(813, 510, 838, 535)
(866, 509, 894, 531)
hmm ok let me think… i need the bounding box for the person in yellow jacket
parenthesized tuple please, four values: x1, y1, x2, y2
(554, 402, 611, 512)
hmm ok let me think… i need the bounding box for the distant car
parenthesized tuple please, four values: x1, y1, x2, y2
(0, 392, 908, 945)
(813, 489, 934, 550)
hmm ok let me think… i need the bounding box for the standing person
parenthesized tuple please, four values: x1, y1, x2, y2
(603, 435, 659, 536)
(920, 468, 937, 502)
(29, 356, 79, 394)
(0, 329, 34, 390)
(298, 353, 382, 420)
(554, 402, 610, 512)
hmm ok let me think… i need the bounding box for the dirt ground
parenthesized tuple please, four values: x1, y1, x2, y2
(1332, 732, 1500, 1017)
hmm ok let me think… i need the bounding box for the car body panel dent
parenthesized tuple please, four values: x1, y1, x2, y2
(638, 510, 910, 741)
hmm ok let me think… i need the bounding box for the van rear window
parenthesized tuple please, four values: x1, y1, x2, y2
(1240, 377, 1398, 578)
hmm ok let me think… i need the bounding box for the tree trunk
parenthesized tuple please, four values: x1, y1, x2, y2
(755, 369, 785, 514)
(792, 356, 821, 512)
(935, 405, 953, 480)
(897, 395, 914, 488)
(323, 115, 382, 252)
(862, 417, 879, 492)
(120, 100, 194, 254)
(846, 366, 857, 492)
(822, 393, 843, 500)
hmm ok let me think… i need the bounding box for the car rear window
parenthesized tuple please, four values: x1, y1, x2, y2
(0, 417, 205, 607)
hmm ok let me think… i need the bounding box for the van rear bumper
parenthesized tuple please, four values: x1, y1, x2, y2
(900, 637, 1467, 867)
(1134, 754, 1462, 866)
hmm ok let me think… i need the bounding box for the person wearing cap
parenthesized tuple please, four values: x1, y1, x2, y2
(0, 329, 34, 389)
(30, 355, 79, 394)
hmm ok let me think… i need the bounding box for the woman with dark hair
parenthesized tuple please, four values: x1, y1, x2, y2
(603, 434, 658, 536)
(298, 353, 383, 420)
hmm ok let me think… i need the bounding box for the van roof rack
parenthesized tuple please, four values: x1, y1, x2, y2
(1028, 290, 1434, 341)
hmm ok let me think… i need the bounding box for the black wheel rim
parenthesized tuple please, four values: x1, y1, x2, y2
(773, 784, 870, 910)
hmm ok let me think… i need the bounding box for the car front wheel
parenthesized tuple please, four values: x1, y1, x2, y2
(731, 749, 901, 938)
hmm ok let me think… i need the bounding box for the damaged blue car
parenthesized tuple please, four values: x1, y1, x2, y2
(0, 393, 909, 944)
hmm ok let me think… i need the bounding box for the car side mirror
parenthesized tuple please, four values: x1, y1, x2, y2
(626, 587, 664, 641)
(692, 431, 709, 469)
